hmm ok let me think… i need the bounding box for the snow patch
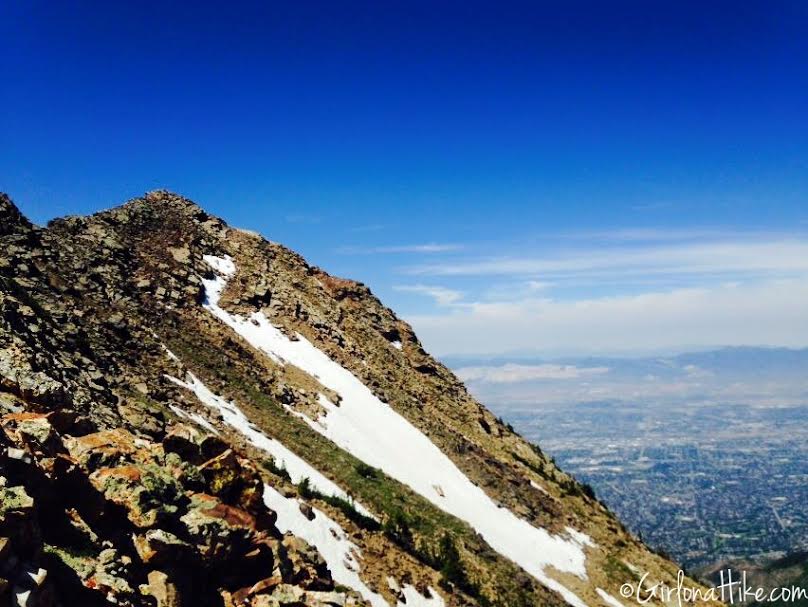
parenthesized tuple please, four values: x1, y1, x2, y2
(201, 256, 593, 606)
(597, 588, 626, 607)
(165, 371, 374, 518)
(387, 576, 445, 606)
(168, 404, 219, 435)
(159, 342, 180, 362)
(398, 585, 445, 607)
(202, 253, 236, 276)
(391, 340, 403, 350)
(263, 484, 389, 607)
(566, 526, 596, 548)
(530, 479, 550, 495)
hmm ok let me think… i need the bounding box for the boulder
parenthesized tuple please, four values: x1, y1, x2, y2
(141, 570, 182, 607)
(64, 429, 139, 470)
(132, 529, 193, 566)
(198, 449, 241, 498)
(89, 464, 185, 528)
(180, 493, 255, 560)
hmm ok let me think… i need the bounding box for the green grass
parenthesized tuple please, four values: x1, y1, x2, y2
(604, 555, 638, 584)
(298, 476, 381, 532)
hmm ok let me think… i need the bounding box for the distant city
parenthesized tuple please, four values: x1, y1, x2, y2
(505, 401, 808, 569)
(451, 347, 808, 569)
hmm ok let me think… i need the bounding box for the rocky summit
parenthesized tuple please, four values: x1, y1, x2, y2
(0, 191, 717, 607)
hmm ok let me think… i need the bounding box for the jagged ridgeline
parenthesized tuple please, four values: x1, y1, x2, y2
(0, 191, 716, 607)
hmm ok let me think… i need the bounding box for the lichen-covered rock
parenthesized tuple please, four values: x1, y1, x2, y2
(64, 429, 140, 470)
(90, 464, 186, 528)
(132, 530, 193, 566)
(198, 448, 242, 498)
(180, 492, 256, 560)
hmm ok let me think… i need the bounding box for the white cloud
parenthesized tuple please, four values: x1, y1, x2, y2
(393, 284, 464, 306)
(456, 363, 610, 383)
(405, 239, 808, 281)
(404, 277, 808, 356)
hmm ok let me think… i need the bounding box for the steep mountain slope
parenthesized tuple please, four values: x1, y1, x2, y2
(0, 191, 716, 607)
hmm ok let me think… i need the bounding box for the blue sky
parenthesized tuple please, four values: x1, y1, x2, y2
(2, 1, 807, 356)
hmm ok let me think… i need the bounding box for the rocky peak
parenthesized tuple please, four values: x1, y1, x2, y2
(122, 190, 211, 222)
(0, 193, 33, 236)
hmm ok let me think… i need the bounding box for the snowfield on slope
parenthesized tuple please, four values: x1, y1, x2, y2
(165, 371, 374, 518)
(261, 485, 389, 607)
(201, 254, 593, 607)
(166, 366, 441, 607)
(263, 486, 445, 607)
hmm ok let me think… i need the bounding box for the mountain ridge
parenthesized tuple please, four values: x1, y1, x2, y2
(0, 190, 717, 607)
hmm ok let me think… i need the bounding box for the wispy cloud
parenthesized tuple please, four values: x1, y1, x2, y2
(404, 277, 808, 356)
(405, 239, 808, 282)
(457, 363, 609, 383)
(393, 284, 464, 306)
(555, 227, 761, 242)
(382, 232, 808, 356)
(339, 243, 463, 254)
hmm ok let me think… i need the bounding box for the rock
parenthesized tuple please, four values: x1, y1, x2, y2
(0, 485, 36, 523)
(170, 247, 191, 264)
(10, 565, 53, 607)
(280, 536, 331, 591)
(298, 502, 315, 521)
(89, 464, 185, 528)
(64, 429, 139, 470)
(198, 448, 241, 498)
(133, 529, 193, 566)
(142, 570, 182, 607)
(5, 448, 32, 464)
(180, 493, 255, 560)
(0, 194, 33, 236)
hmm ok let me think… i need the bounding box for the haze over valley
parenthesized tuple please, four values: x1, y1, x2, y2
(452, 347, 808, 569)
